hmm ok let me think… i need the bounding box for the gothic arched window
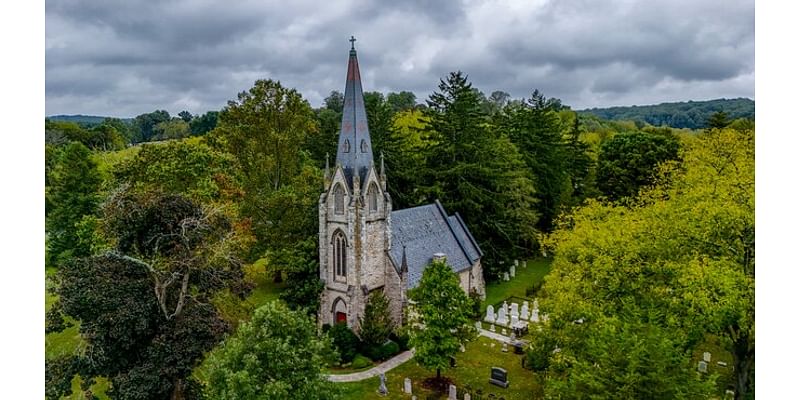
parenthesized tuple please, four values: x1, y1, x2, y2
(361, 139, 368, 153)
(333, 230, 347, 280)
(368, 183, 378, 213)
(334, 184, 344, 214)
(343, 139, 350, 153)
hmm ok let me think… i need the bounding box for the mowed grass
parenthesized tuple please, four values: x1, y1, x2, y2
(338, 336, 538, 400)
(481, 258, 552, 314)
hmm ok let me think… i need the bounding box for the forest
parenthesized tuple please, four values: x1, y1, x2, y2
(44, 73, 755, 399)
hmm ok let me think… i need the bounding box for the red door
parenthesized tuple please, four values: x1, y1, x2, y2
(336, 312, 347, 324)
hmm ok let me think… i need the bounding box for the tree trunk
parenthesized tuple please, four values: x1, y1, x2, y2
(437, 368, 441, 379)
(733, 339, 754, 400)
(171, 378, 184, 400)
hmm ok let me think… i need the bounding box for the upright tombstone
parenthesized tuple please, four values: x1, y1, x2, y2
(496, 304, 509, 326)
(484, 305, 496, 324)
(464, 394, 471, 400)
(697, 361, 708, 373)
(510, 314, 519, 328)
(521, 303, 530, 320)
(490, 323, 496, 332)
(531, 308, 539, 323)
(510, 303, 519, 318)
(449, 384, 457, 400)
(475, 321, 483, 331)
(514, 259, 519, 268)
(378, 373, 388, 395)
(509, 264, 516, 278)
(404, 378, 412, 394)
(522, 260, 527, 268)
(703, 352, 711, 363)
(489, 367, 509, 388)
(503, 272, 510, 281)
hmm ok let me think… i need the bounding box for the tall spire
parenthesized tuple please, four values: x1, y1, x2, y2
(335, 36, 374, 189)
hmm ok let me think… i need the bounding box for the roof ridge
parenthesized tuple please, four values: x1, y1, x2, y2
(434, 200, 472, 267)
(454, 211, 483, 258)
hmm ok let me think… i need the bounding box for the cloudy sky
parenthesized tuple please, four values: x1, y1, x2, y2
(45, 0, 754, 117)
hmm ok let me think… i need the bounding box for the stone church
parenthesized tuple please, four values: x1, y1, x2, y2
(318, 39, 485, 331)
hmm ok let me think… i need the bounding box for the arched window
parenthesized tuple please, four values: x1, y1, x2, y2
(343, 139, 350, 153)
(333, 230, 347, 280)
(361, 139, 368, 153)
(334, 184, 344, 215)
(368, 183, 378, 213)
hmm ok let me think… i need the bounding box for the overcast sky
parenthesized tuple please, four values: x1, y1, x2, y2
(45, 0, 754, 118)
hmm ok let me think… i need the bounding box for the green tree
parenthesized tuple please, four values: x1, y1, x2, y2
(153, 119, 191, 141)
(204, 302, 340, 400)
(540, 128, 754, 399)
(359, 290, 394, 351)
(46, 190, 250, 400)
(596, 131, 680, 200)
(178, 110, 193, 122)
(132, 110, 171, 142)
(386, 90, 417, 112)
(189, 111, 219, 136)
(498, 89, 569, 232)
(707, 110, 730, 129)
(421, 71, 539, 277)
(46, 142, 103, 267)
(408, 258, 476, 381)
(324, 90, 344, 113)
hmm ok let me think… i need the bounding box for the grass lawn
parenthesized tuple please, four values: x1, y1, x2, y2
(481, 258, 552, 315)
(337, 336, 539, 399)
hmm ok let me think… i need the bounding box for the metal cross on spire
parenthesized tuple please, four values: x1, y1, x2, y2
(349, 35, 356, 50)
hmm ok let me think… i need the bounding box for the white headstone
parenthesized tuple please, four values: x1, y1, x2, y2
(496, 304, 509, 326)
(404, 378, 412, 394)
(475, 321, 482, 331)
(514, 259, 519, 267)
(523, 260, 527, 268)
(448, 384, 457, 400)
(703, 352, 711, 362)
(697, 361, 708, 373)
(501, 328, 507, 336)
(484, 305, 496, 323)
(510, 302, 519, 317)
(510, 265, 516, 278)
(531, 308, 539, 322)
(502, 342, 508, 352)
(464, 394, 471, 400)
(521, 303, 530, 320)
(511, 314, 519, 327)
(503, 272, 510, 281)
(490, 323, 496, 332)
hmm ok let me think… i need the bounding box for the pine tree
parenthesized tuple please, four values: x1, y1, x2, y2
(359, 290, 394, 350)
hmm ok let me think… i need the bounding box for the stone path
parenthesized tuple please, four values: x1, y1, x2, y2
(326, 349, 416, 382)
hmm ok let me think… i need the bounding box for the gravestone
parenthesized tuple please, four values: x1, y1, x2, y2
(697, 361, 708, 373)
(531, 309, 539, 323)
(404, 377, 412, 394)
(489, 367, 509, 388)
(510, 303, 519, 317)
(513, 341, 525, 354)
(501, 328, 507, 336)
(509, 265, 516, 278)
(464, 394, 471, 400)
(521, 303, 530, 320)
(449, 384, 457, 400)
(475, 321, 482, 331)
(496, 304, 509, 326)
(501, 342, 508, 352)
(703, 352, 711, 362)
(522, 260, 527, 268)
(717, 361, 727, 367)
(378, 373, 388, 395)
(490, 323, 496, 332)
(484, 305, 496, 324)
(514, 259, 519, 267)
(510, 315, 519, 328)
(503, 272, 510, 281)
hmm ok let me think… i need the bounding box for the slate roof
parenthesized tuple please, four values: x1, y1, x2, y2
(389, 200, 483, 289)
(334, 41, 374, 189)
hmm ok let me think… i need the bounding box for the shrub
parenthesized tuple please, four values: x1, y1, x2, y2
(329, 323, 360, 363)
(469, 289, 482, 319)
(351, 354, 372, 370)
(390, 330, 410, 351)
(365, 340, 401, 361)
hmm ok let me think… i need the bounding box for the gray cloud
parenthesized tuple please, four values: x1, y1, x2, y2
(46, 0, 754, 117)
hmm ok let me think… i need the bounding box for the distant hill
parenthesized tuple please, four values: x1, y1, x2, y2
(47, 115, 133, 126)
(579, 98, 754, 129)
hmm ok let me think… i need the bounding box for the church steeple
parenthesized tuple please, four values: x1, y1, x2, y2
(335, 36, 374, 189)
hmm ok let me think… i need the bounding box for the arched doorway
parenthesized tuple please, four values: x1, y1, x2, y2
(332, 297, 348, 325)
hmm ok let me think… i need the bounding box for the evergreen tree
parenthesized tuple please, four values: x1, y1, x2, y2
(359, 290, 394, 350)
(46, 142, 103, 267)
(408, 258, 476, 381)
(421, 72, 539, 278)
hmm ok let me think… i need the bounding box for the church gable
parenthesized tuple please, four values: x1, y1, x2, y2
(389, 200, 480, 289)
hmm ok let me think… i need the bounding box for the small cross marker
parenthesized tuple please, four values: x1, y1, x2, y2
(349, 35, 356, 50)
